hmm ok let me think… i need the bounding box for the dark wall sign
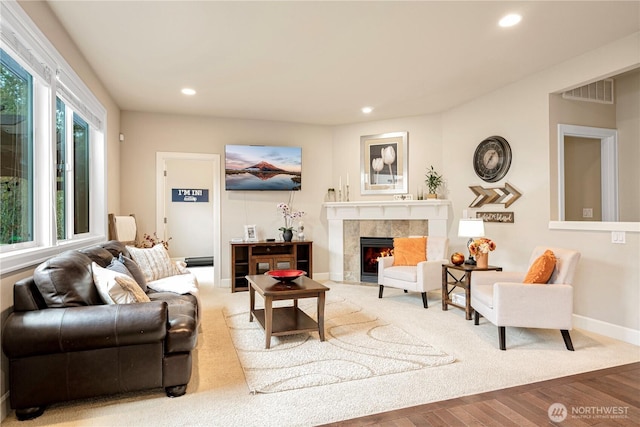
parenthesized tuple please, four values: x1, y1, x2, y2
(172, 188, 209, 203)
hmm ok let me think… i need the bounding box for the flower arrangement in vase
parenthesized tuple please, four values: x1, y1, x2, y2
(277, 200, 305, 242)
(468, 237, 496, 268)
(137, 232, 172, 250)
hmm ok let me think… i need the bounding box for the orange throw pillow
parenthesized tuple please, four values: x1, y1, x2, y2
(523, 249, 556, 284)
(392, 237, 427, 266)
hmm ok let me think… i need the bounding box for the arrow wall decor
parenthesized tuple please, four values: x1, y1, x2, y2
(469, 182, 522, 208)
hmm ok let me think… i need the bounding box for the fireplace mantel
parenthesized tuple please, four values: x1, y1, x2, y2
(324, 200, 451, 281)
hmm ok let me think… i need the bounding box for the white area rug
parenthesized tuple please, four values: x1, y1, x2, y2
(223, 296, 455, 393)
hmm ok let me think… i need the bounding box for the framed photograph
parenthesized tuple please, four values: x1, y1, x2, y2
(225, 145, 302, 191)
(244, 224, 258, 242)
(361, 131, 408, 195)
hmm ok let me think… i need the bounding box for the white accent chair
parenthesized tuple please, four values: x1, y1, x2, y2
(470, 246, 581, 350)
(377, 236, 449, 308)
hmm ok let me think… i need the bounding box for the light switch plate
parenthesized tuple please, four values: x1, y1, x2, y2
(611, 231, 626, 244)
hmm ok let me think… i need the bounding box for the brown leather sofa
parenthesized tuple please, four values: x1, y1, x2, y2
(1, 241, 199, 420)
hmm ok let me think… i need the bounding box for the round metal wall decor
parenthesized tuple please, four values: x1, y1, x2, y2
(473, 136, 512, 182)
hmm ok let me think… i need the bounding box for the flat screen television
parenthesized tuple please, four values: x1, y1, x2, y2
(225, 145, 302, 191)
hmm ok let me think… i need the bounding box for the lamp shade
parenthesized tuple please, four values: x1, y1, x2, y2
(458, 219, 485, 238)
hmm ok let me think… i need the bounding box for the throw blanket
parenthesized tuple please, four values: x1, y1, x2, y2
(147, 273, 201, 315)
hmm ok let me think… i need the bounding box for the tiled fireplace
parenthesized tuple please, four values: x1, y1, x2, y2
(325, 200, 451, 282)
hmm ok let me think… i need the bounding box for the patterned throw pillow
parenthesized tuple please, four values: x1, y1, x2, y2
(523, 249, 557, 284)
(118, 253, 148, 292)
(392, 237, 427, 266)
(92, 262, 150, 304)
(126, 244, 176, 282)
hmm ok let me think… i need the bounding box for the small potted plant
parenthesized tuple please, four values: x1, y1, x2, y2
(424, 165, 443, 199)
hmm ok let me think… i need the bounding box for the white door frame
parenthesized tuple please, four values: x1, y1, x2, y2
(557, 124, 619, 222)
(156, 152, 221, 287)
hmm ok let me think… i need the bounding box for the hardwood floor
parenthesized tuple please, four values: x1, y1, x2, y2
(320, 362, 640, 426)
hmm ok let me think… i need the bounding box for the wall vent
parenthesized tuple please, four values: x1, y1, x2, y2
(562, 79, 614, 104)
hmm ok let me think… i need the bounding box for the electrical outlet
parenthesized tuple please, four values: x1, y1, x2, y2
(611, 231, 626, 244)
(582, 208, 593, 218)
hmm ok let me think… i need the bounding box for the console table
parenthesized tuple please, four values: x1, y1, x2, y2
(230, 241, 313, 292)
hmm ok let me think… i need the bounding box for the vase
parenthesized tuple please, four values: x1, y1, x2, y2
(282, 229, 293, 242)
(476, 252, 488, 269)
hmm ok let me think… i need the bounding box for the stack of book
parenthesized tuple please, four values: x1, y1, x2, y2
(451, 292, 466, 306)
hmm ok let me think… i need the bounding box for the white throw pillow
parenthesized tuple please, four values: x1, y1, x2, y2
(92, 262, 150, 304)
(126, 244, 176, 282)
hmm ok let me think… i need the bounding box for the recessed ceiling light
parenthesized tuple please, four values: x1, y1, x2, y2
(362, 106, 373, 114)
(499, 13, 522, 27)
(181, 88, 196, 96)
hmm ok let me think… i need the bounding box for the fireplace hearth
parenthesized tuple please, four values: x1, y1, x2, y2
(360, 237, 394, 283)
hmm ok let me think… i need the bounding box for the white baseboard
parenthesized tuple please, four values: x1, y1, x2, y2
(573, 314, 640, 346)
(312, 272, 330, 281)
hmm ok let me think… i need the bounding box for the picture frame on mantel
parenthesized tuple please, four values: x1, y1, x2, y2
(360, 131, 408, 195)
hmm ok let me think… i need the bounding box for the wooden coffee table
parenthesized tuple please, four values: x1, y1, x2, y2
(246, 274, 329, 349)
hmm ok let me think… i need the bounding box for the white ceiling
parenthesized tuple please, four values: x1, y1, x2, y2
(46, 1, 640, 126)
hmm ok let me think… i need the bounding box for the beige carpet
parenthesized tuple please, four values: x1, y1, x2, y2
(2, 281, 639, 426)
(223, 296, 455, 393)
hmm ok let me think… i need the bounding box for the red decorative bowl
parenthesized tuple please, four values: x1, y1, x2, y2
(266, 269, 306, 282)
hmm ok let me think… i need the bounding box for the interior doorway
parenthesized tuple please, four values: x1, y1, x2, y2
(156, 152, 221, 287)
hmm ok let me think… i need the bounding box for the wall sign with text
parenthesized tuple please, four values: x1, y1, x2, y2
(172, 188, 209, 203)
(476, 211, 514, 223)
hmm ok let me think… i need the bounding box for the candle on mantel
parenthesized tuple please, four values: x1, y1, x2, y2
(339, 176, 342, 189)
(347, 173, 349, 186)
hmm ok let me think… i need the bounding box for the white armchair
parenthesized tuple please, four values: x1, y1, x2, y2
(471, 246, 581, 350)
(377, 236, 449, 308)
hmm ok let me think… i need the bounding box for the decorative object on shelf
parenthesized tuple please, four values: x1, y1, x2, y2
(424, 165, 443, 199)
(297, 221, 305, 241)
(393, 194, 413, 200)
(282, 229, 293, 242)
(265, 269, 306, 282)
(469, 182, 522, 208)
(360, 131, 408, 195)
(450, 252, 465, 266)
(468, 237, 496, 269)
(457, 218, 485, 265)
(244, 224, 258, 242)
(277, 193, 305, 240)
(473, 135, 512, 182)
(327, 188, 336, 202)
(137, 232, 172, 250)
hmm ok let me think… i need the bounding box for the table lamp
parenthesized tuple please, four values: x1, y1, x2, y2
(457, 218, 485, 265)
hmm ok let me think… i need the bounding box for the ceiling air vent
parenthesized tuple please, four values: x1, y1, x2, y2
(562, 79, 614, 104)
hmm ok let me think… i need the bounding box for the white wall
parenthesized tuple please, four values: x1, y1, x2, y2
(119, 112, 333, 283)
(442, 33, 640, 338)
(331, 115, 444, 201)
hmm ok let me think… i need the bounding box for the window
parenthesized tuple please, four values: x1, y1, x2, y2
(0, 50, 33, 246)
(56, 98, 92, 239)
(73, 114, 90, 234)
(1, 1, 107, 272)
(56, 97, 66, 239)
